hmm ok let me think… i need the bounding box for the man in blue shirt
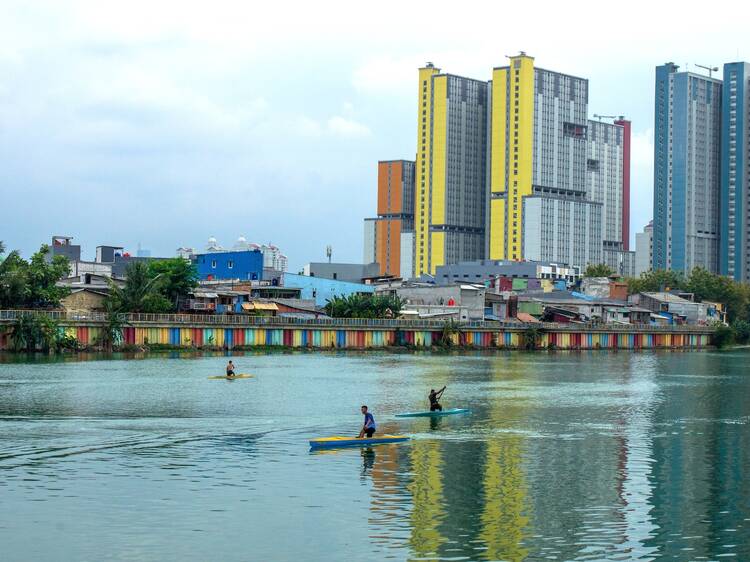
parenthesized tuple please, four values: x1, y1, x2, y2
(358, 405, 376, 438)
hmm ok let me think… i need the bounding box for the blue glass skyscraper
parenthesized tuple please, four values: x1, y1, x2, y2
(653, 63, 722, 274)
(720, 62, 750, 281)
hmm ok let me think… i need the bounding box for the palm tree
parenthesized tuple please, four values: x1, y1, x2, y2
(107, 262, 170, 313)
(99, 298, 126, 351)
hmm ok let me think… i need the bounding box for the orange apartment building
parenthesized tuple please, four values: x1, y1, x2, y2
(364, 160, 415, 278)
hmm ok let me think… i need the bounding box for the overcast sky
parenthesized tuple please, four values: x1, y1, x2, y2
(1, 0, 746, 269)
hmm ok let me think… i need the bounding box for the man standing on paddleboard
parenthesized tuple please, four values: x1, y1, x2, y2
(358, 405, 376, 438)
(429, 386, 446, 411)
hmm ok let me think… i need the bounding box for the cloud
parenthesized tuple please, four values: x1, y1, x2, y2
(352, 55, 423, 95)
(326, 116, 371, 137)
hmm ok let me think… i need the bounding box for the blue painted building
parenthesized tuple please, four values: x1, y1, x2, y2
(653, 63, 722, 274)
(194, 250, 263, 281)
(720, 62, 750, 281)
(282, 273, 374, 307)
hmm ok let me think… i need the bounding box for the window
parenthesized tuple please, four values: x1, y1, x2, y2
(563, 122, 587, 139)
(228, 260, 234, 269)
(211, 260, 217, 268)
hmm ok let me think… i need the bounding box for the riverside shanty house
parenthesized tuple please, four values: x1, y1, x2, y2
(487, 289, 653, 325)
(57, 274, 124, 314)
(631, 292, 724, 325)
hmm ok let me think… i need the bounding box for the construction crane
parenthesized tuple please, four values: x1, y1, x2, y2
(695, 63, 718, 78)
(593, 114, 626, 122)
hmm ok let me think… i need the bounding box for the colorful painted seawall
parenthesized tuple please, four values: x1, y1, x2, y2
(0, 311, 714, 351)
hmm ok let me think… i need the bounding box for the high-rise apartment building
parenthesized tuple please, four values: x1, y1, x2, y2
(635, 221, 654, 276)
(487, 54, 602, 268)
(414, 64, 488, 276)
(587, 119, 630, 250)
(653, 63, 722, 273)
(362, 160, 415, 277)
(720, 62, 750, 281)
(587, 118, 634, 275)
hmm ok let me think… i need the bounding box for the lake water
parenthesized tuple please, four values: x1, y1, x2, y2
(1, 350, 749, 561)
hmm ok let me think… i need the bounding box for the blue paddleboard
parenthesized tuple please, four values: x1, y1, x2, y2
(395, 408, 470, 418)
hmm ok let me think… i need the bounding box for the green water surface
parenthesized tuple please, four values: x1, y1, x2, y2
(1, 350, 749, 561)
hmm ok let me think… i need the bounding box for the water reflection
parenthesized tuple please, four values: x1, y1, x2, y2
(408, 439, 447, 558)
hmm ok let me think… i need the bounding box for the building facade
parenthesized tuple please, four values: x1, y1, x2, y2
(522, 196, 603, 266)
(586, 119, 631, 252)
(415, 64, 488, 276)
(363, 160, 415, 277)
(653, 63, 722, 273)
(635, 221, 654, 276)
(720, 62, 750, 281)
(194, 250, 263, 281)
(302, 262, 380, 283)
(487, 54, 603, 269)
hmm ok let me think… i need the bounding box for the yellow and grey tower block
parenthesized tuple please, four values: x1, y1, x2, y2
(488, 54, 535, 260)
(414, 63, 488, 276)
(487, 54, 602, 267)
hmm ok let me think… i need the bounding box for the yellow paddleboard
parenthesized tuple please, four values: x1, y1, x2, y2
(207, 374, 255, 380)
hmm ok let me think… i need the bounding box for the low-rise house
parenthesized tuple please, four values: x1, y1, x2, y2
(272, 299, 328, 319)
(377, 283, 486, 321)
(282, 273, 374, 307)
(581, 277, 628, 300)
(184, 289, 252, 314)
(58, 274, 122, 314)
(194, 250, 263, 282)
(633, 292, 720, 325)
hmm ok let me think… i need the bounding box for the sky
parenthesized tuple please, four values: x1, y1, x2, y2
(1, 0, 747, 270)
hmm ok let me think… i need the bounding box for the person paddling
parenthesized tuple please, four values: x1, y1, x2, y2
(358, 405, 376, 438)
(429, 386, 446, 411)
(226, 360, 236, 377)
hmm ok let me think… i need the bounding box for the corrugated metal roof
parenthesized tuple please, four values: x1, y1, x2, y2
(242, 302, 279, 311)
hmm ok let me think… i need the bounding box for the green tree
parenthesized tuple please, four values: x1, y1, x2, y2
(27, 245, 71, 307)
(731, 319, 750, 344)
(324, 293, 403, 319)
(685, 267, 750, 322)
(627, 269, 685, 295)
(107, 261, 171, 313)
(148, 258, 198, 309)
(584, 263, 615, 278)
(712, 324, 735, 349)
(10, 313, 59, 352)
(0, 244, 69, 308)
(0, 251, 29, 307)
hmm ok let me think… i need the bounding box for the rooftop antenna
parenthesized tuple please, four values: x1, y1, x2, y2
(326, 245, 332, 263)
(695, 63, 719, 78)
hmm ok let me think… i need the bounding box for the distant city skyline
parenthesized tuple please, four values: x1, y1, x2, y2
(2, 1, 748, 269)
